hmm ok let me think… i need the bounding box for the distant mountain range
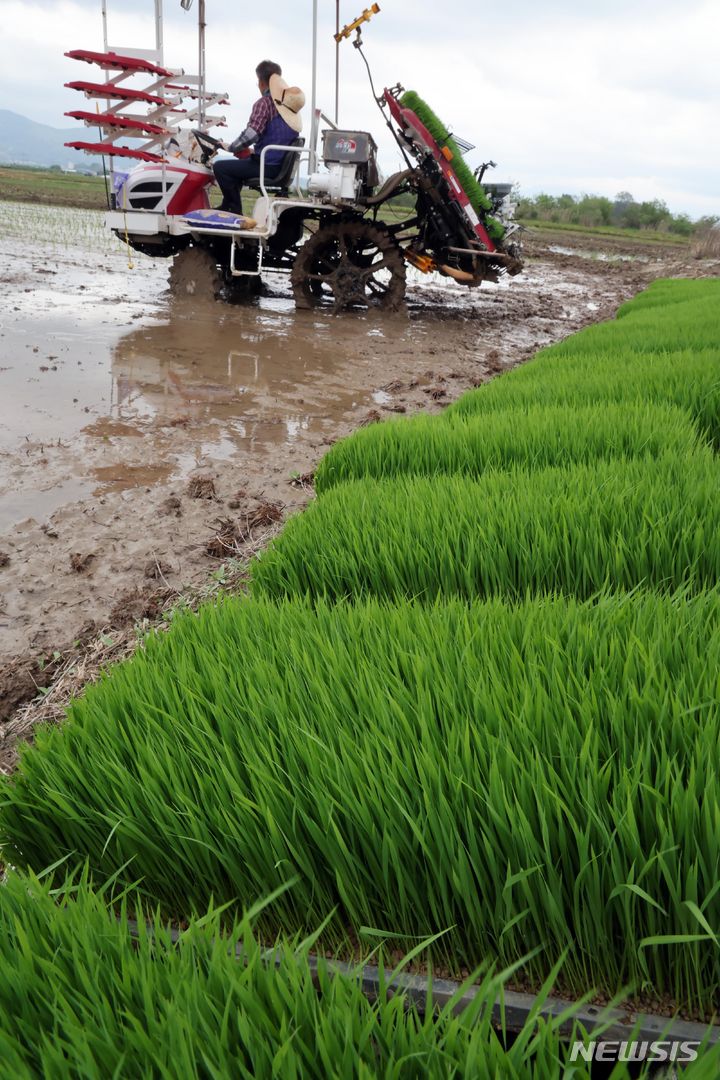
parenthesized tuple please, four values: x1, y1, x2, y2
(0, 109, 100, 169)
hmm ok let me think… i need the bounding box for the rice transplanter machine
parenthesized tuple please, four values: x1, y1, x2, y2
(63, 1, 523, 311)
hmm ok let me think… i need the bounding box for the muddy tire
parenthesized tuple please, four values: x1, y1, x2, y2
(168, 246, 223, 301)
(225, 275, 263, 302)
(291, 221, 406, 312)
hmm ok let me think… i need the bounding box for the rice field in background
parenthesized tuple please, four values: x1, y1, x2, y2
(2, 278, 720, 1050)
(0, 198, 126, 256)
(4, 593, 720, 1014)
(0, 165, 109, 209)
(518, 219, 690, 245)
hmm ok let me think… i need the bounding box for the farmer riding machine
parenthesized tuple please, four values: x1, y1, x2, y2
(63, 1, 522, 312)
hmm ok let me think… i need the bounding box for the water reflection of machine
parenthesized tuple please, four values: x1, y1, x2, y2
(108, 308, 365, 449)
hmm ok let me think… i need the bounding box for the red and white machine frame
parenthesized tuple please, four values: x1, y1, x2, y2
(63, 0, 228, 168)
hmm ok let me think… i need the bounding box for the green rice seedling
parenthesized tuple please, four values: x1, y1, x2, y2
(444, 349, 720, 444)
(537, 279, 720, 358)
(547, 298, 719, 357)
(0, 199, 125, 257)
(2, 867, 650, 1079)
(447, 280, 720, 431)
(400, 90, 505, 242)
(4, 593, 720, 1013)
(314, 402, 705, 493)
(615, 278, 720, 317)
(254, 454, 720, 603)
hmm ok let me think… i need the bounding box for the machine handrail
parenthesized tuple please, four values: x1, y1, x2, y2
(258, 144, 310, 200)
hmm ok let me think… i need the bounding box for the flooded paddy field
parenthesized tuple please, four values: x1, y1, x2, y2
(0, 199, 710, 731)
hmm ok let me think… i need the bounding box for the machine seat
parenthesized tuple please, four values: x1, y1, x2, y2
(247, 138, 304, 196)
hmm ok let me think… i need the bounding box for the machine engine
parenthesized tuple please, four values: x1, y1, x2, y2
(307, 130, 379, 205)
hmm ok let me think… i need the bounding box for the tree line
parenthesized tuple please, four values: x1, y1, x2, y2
(516, 191, 718, 236)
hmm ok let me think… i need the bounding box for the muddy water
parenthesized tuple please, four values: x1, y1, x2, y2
(547, 244, 649, 264)
(0, 292, 444, 526)
(0, 200, 479, 527)
(108, 303, 409, 447)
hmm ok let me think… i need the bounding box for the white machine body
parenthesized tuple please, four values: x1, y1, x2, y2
(306, 129, 380, 206)
(307, 162, 362, 203)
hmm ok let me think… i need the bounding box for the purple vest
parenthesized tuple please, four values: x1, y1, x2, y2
(256, 112, 297, 166)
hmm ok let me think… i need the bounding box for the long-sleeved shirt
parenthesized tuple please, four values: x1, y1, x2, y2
(228, 91, 277, 153)
(228, 90, 297, 165)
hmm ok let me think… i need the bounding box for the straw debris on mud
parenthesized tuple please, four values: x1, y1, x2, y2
(109, 587, 176, 629)
(186, 475, 217, 500)
(143, 558, 174, 581)
(204, 502, 285, 559)
(205, 519, 243, 559)
(243, 501, 284, 534)
(159, 495, 183, 517)
(69, 552, 95, 574)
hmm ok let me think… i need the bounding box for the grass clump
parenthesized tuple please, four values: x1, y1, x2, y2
(4, 594, 720, 1013)
(254, 454, 720, 603)
(314, 402, 705, 492)
(1, 868, 628, 1079)
(691, 225, 720, 260)
(400, 90, 505, 242)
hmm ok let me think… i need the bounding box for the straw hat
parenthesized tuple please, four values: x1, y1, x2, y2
(269, 73, 305, 133)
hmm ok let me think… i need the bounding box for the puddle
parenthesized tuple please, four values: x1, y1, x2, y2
(0, 199, 440, 472)
(0, 200, 475, 534)
(0, 318, 135, 450)
(0, 478, 90, 531)
(372, 390, 393, 406)
(0, 199, 575, 540)
(548, 244, 649, 264)
(107, 303, 391, 449)
(92, 463, 175, 493)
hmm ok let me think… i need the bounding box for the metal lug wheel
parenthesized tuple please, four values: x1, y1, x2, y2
(291, 221, 406, 313)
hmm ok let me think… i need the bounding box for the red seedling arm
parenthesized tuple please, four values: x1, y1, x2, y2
(65, 81, 169, 106)
(65, 111, 168, 136)
(65, 49, 172, 78)
(64, 141, 164, 162)
(165, 84, 230, 105)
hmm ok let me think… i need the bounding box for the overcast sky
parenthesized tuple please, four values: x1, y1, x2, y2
(1, 0, 718, 218)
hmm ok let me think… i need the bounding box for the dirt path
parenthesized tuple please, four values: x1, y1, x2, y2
(1, 204, 716, 758)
